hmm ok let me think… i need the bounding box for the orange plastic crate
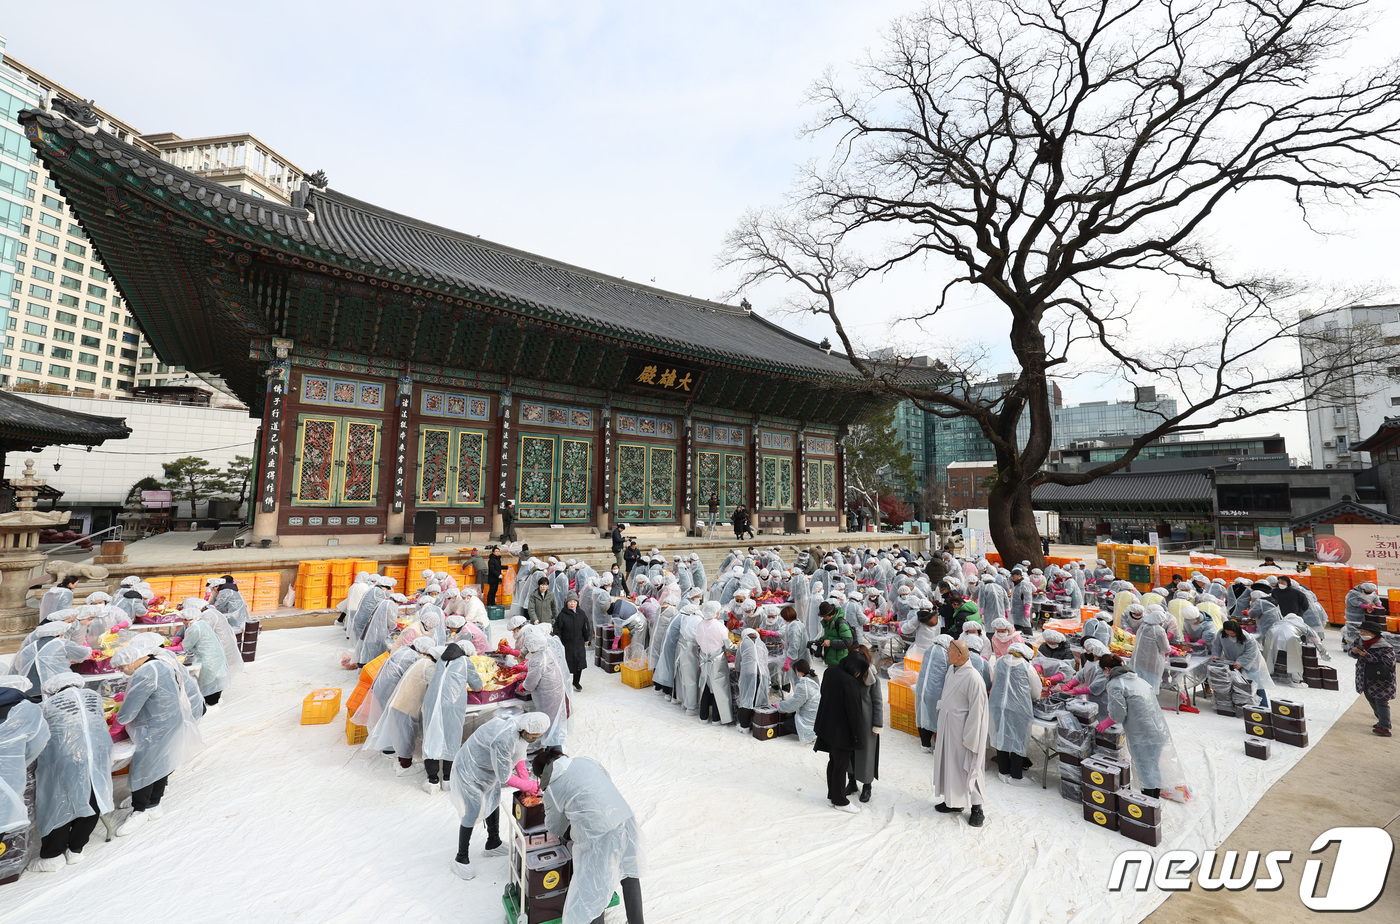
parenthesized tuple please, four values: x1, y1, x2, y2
(621, 664, 654, 689)
(346, 716, 367, 745)
(300, 560, 332, 577)
(301, 688, 343, 725)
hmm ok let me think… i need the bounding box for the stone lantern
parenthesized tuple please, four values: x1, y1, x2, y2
(0, 460, 78, 635)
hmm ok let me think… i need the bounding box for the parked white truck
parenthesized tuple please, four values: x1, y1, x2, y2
(951, 509, 1060, 540)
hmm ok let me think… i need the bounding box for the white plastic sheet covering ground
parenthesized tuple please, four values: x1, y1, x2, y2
(0, 626, 1358, 924)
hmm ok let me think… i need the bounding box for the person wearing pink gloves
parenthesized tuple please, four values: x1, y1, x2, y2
(448, 712, 550, 880)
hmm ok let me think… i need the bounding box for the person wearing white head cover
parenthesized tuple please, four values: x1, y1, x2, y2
(775, 658, 821, 743)
(110, 638, 203, 836)
(30, 672, 111, 871)
(209, 575, 251, 635)
(931, 639, 990, 827)
(176, 598, 229, 708)
(734, 628, 770, 728)
(962, 634, 993, 690)
(673, 600, 705, 714)
(1119, 602, 1147, 634)
(352, 640, 422, 740)
(532, 748, 646, 924)
(1130, 607, 1171, 695)
(365, 637, 443, 777)
(989, 642, 1041, 786)
(647, 591, 682, 677)
(350, 575, 390, 644)
(0, 673, 49, 880)
(977, 575, 1008, 627)
(113, 577, 149, 621)
(77, 594, 120, 647)
(914, 635, 953, 752)
(695, 602, 734, 725)
(356, 591, 404, 666)
(449, 712, 550, 880)
(1104, 654, 1189, 801)
(458, 586, 488, 628)
(519, 626, 570, 748)
(10, 620, 90, 697)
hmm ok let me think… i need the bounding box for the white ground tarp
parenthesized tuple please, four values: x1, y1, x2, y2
(0, 625, 1358, 923)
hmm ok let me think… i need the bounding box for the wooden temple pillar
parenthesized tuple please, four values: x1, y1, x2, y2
(679, 414, 693, 532)
(596, 403, 612, 532)
(795, 428, 807, 534)
(252, 348, 291, 546)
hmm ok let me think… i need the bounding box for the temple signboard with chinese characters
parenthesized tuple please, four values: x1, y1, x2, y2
(623, 354, 705, 397)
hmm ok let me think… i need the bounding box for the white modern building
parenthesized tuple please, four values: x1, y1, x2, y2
(142, 131, 304, 206)
(3, 391, 260, 531)
(1300, 304, 1400, 470)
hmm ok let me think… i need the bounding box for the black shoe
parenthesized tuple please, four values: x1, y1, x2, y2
(968, 806, 984, 827)
(1022, 756, 1034, 771)
(845, 779, 858, 795)
(483, 836, 503, 852)
(573, 683, 582, 692)
(935, 802, 963, 814)
(859, 783, 872, 803)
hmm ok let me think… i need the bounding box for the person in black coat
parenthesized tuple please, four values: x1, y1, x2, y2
(813, 650, 868, 813)
(1271, 576, 1310, 620)
(554, 593, 591, 692)
(485, 547, 504, 607)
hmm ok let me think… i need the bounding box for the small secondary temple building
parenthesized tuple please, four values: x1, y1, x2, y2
(23, 101, 934, 545)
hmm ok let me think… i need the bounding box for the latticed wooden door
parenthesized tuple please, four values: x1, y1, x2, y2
(616, 443, 675, 522)
(761, 455, 794, 511)
(516, 434, 592, 523)
(697, 451, 745, 517)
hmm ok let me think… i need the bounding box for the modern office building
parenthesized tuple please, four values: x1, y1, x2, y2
(1300, 303, 1400, 470)
(1052, 434, 1287, 470)
(142, 131, 304, 206)
(1053, 387, 1178, 445)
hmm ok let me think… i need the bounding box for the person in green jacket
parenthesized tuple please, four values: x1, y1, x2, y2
(817, 601, 855, 667)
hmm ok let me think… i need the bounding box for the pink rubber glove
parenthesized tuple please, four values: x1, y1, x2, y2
(507, 775, 540, 796)
(113, 621, 130, 631)
(1095, 717, 1115, 733)
(1034, 663, 1044, 674)
(1046, 672, 1065, 683)
(108, 721, 126, 741)
(515, 761, 529, 779)
(1070, 684, 1091, 696)
(612, 636, 621, 651)
(783, 657, 793, 672)
(112, 692, 125, 702)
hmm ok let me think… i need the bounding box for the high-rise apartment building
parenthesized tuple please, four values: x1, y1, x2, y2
(1300, 303, 1400, 470)
(0, 39, 171, 395)
(0, 38, 305, 395)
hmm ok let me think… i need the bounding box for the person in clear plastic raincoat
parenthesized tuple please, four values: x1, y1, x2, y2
(357, 592, 405, 666)
(778, 605, 809, 692)
(111, 641, 204, 836)
(776, 658, 821, 743)
(695, 602, 734, 725)
(1272, 614, 1327, 681)
(734, 628, 770, 728)
(210, 576, 251, 634)
(647, 591, 682, 676)
(30, 672, 111, 871)
(365, 637, 441, 775)
(449, 712, 549, 880)
(1061, 637, 1111, 718)
(39, 575, 79, 622)
(337, 572, 374, 625)
(963, 634, 994, 690)
(353, 643, 421, 738)
(536, 750, 645, 924)
(520, 626, 570, 748)
(350, 576, 391, 644)
(10, 621, 90, 697)
(1119, 602, 1146, 634)
(1033, 628, 1074, 675)
(989, 617, 1023, 659)
(420, 641, 483, 795)
(915, 634, 952, 751)
(673, 603, 704, 714)
(177, 598, 229, 707)
(1, 674, 49, 855)
(78, 594, 123, 647)
(1180, 601, 1218, 647)
(1211, 619, 1270, 706)
(1130, 606, 1171, 695)
(113, 576, 148, 621)
(1103, 655, 1190, 802)
(989, 642, 1041, 785)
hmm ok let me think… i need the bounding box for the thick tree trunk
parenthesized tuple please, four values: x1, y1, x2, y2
(987, 474, 1045, 570)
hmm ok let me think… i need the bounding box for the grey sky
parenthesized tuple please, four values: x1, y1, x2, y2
(8, 0, 1400, 462)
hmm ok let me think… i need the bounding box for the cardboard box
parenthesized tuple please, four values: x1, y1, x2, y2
(1083, 801, 1119, 831)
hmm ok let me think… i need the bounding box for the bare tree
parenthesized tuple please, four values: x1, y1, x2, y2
(725, 0, 1400, 565)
